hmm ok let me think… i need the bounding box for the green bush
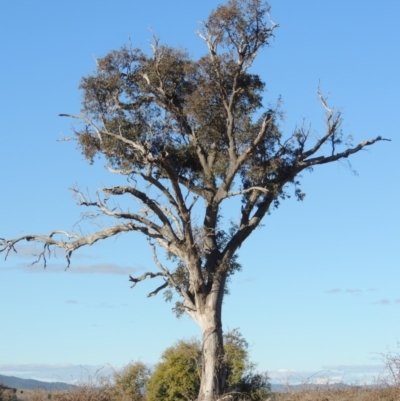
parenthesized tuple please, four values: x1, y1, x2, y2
(113, 362, 151, 401)
(146, 330, 270, 401)
(146, 339, 201, 401)
(224, 329, 271, 400)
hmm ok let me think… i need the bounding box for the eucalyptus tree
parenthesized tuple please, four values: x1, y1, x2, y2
(0, 0, 388, 400)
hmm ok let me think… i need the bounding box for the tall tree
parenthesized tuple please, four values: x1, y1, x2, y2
(0, 0, 389, 400)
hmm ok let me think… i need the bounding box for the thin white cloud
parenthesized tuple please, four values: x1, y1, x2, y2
(66, 263, 142, 275)
(324, 288, 379, 296)
(321, 364, 385, 373)
(372, 299, 391, 305)
(66, 300, 78, 304)
(345, 289, 362, 294)
(268, 364, 386, 385)
(13, 262, 144, 275)
(91, 302, 114, 309)
(268, 369, 340, 385)
(324, 288, 342, 294)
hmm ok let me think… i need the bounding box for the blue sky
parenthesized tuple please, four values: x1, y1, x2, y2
(0, 0, 399, 386)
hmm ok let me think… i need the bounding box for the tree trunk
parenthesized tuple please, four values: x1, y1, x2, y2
(197, 311, 225, 401)
(191, 280, 226, 401)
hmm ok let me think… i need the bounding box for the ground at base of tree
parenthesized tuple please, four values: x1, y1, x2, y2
(5, 384, 400, 401)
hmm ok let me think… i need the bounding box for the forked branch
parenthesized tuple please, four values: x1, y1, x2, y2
(128, 271, 167, 297)
(301, 136, 390, 168)
(0, 223, 162, 268)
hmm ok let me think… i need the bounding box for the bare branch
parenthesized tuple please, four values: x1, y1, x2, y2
(216, 112, 274, 201)
(128, 271, 166, 288)
(226, 186, 268, 198)
(126, 241, 196, 309)
(101, 186, 179, 240)
(239, 189, 260, 227)
(57, 134, 77, 142)
(300, 136, 390, 168)
(177, 175, 210, 199)
(0, 222, 161, 268)
(59, 113, 81, 119)
(156, 204, 184, 240)
(300, 90, 342, 160)
(105, 164, 187, 233)
(72, 187, 166, 237)
(105, 165, 135, 175)
(147, 280, 169, 297)
(148, 239, 170, 275)
(148, 239, 196, 309)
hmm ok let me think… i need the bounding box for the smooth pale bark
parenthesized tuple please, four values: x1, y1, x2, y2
(198, 314, 225, 401)
(189, 281, 226, 401)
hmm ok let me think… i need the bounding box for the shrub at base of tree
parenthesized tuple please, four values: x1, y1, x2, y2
(146, 330, 271, 401)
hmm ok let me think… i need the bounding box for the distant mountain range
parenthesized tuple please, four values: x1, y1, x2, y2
(0, 375, 76, 391)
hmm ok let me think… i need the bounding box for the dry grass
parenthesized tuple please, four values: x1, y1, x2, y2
(14, 369, 116, 401)
(13, 385, 400, 401)
(17, 385, 115, 401)
(269, 385, 400, 401)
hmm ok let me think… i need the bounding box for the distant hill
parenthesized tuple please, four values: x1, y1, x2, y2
(0, 375, 76, 391)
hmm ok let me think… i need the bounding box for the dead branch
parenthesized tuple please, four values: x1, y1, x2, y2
(148, 239, 196, 309)
(128, 271, 166, 288)
(147, 280, 169, 297)
(226, 186, 268, 198)
(0, 222, 163, 268)
(300, 136, 390, 168)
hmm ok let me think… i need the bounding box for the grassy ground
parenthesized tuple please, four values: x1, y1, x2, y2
(270, 386, 400, 401)
(6, 385, 400, 401)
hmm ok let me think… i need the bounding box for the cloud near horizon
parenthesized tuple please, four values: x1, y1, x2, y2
(324, 288, 378, 295)
(0, 363, 115, 384)
(268, 363, 386, 385)
(324, 288, 361, 294)
(9, 261, 144, 275)
(372, 299, 391, 305)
